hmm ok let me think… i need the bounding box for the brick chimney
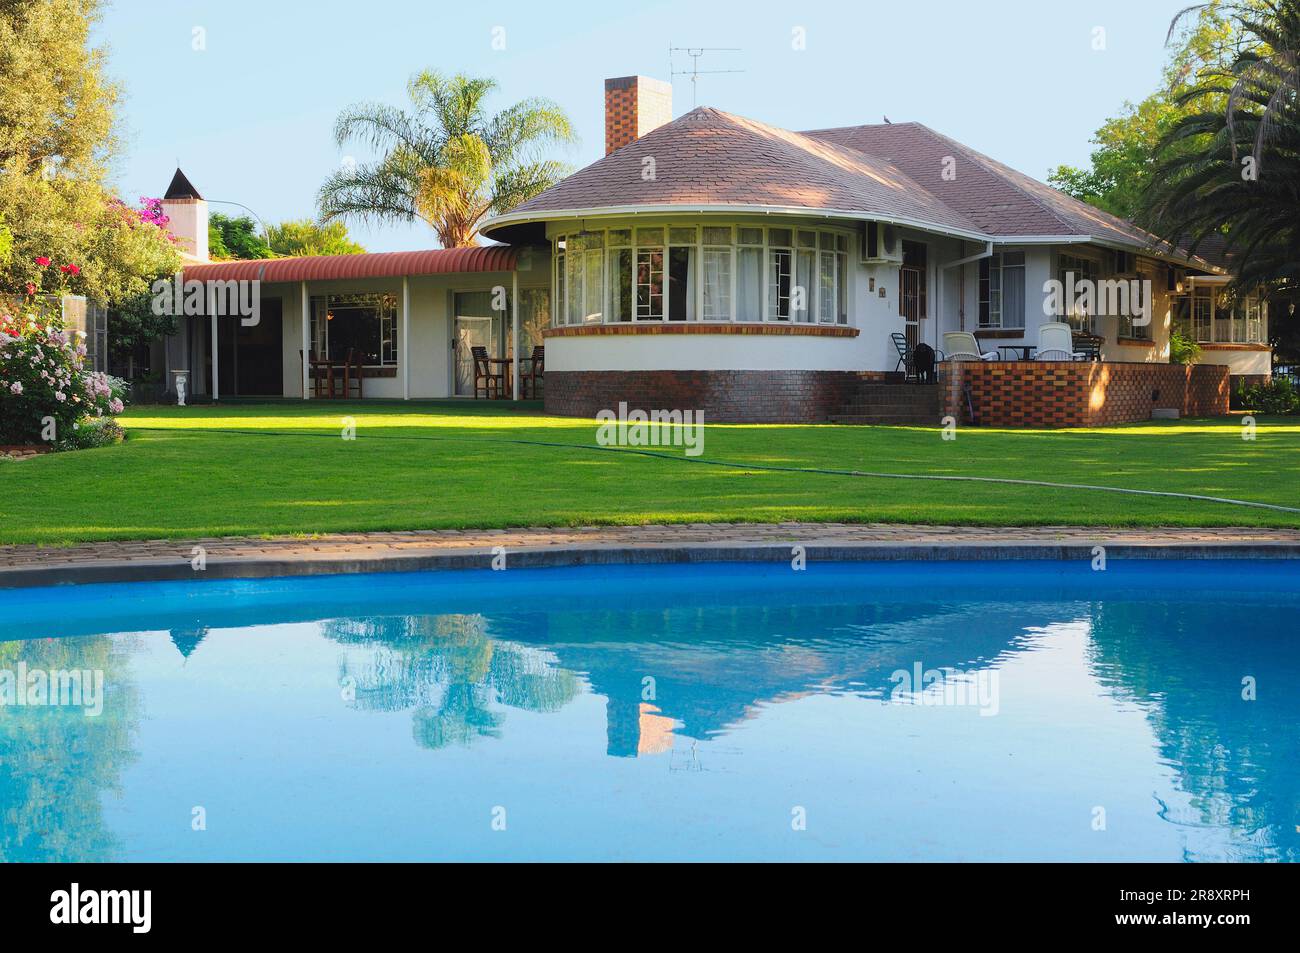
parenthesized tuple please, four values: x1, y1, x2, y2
(604, 76, 673, 155)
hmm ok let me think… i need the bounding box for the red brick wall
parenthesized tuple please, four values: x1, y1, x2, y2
(546, 370, 888, 423)
(604, 76, 672, 155)
(942, 361, 1230, 427)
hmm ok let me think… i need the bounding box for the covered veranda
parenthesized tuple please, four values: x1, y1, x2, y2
(177, 245, 546, 402)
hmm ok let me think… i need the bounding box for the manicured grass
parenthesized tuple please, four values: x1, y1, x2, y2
(2, 401, 1298, 545)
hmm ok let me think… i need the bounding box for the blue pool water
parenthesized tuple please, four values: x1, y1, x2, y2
(1, 561, 1296, 863)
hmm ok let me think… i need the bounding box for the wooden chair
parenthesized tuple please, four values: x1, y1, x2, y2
(339, 348, 363, 399)
(521, 345, 544, 398)
(301, 349, 334, 398)
(471, 345, 504, 399)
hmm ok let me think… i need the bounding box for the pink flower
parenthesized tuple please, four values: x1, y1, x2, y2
(24, 283, 36, 296)
(34, 256, 51, 267)
(108, 398, 124, 414)
(54, 391, 66, 402)
(8, 382, 21, 395)
(60, 264, 81, 276)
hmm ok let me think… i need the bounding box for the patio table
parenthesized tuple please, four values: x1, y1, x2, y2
(998, 345, 1036, 361)
(486, 358, 515, 399)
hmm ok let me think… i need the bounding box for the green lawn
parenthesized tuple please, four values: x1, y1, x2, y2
(2, 401, 1298, 545)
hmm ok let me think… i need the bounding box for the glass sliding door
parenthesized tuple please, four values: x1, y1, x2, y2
(453, 292, 504, 397)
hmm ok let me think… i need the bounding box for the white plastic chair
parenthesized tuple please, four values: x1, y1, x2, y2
(942, 331, 999, 362)
(1036, 322, 1089, 362)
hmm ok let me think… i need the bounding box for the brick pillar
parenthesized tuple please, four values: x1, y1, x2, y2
(605, 76, 673, 155)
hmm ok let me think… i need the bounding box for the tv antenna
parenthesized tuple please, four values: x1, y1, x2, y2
(669, 46, 743, 108)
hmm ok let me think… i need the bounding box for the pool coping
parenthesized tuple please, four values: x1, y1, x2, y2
(3, 524, 1300, 589)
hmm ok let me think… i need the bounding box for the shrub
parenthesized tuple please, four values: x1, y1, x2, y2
(0, 308, 126, 447)
(1235, 376, 1300, 415)
(58, 416, 125, 450)
(1169, 328, 1202, 365)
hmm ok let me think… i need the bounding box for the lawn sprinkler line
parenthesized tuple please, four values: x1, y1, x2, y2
(127, 426, 1300, 515)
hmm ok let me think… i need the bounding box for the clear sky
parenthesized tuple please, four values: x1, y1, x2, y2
(95, 0, 1191, 253)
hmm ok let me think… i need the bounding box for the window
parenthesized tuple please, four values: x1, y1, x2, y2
(979, 252, 1025, 329)
(737, 229, 763, 321)
(635, 239, 664, 320)
(553, 223, 852, 326)
(1192, 289, 1214, 342)
(310, 293, 399, 366)
(554, 239, 566, 325)
(702, 227, 733, 323)
(565, 232, 604, 324)
(1183, 288, 1269, 343)
(1246, 299, 1266, 344)
(1058, 253, 1099, 332)
(767, 228, 793, 321)
(667, 228, 696, 322)
(1118, 270, 1153, 340)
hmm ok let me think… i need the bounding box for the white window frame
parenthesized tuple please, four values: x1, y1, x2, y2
(979, 252, 1026, 330)
(552, 222, 851, 327)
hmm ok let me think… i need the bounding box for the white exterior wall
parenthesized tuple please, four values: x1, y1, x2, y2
(1195, 347, 1273, 376)
(266, 262, 549, 399)
(161, 198, 209, 262)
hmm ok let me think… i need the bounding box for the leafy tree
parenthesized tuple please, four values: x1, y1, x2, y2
(1048, 3, 1242, 219)
(108, 289, 178, 371)
(266, 219, 366, 257)
(0, 216, 11, 266)
(318, 71, 576, 247)
(208, 213, 273, 260)
(1140, 0, 1300, 290)
(0, 0, 118, 176)
(0, 0, 178, 303)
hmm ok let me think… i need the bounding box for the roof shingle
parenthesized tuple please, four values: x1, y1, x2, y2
(500, 108, 983, 236)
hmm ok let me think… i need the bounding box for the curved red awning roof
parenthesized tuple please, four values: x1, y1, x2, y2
(182, 245, 519, 284)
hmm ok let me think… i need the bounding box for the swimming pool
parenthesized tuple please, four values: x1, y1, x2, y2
(1, 561, 1295, 862)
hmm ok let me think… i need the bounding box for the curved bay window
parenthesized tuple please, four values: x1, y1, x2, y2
(552, 223, 849, 327)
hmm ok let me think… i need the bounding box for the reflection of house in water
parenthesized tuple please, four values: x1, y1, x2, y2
(607, 701, 676, 758)
(491, 599, 1067, 758)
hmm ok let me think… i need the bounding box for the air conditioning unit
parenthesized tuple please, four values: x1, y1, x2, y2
(861, 221, 903, 264)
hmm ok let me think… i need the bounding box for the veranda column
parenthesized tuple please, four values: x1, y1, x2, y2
(402, 276, 411, 400)
(300, 281, 310, 400)
(511, 270, 520, 400)
(209, 311, 219, 402)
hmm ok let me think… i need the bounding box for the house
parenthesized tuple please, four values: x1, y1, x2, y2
(168, 75, 1271, 426)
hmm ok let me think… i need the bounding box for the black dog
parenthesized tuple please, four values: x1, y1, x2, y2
(913, 343, 937, 384)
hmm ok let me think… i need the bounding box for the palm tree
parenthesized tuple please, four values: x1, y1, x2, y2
(318, 71, 576, 247)
(1141, 1, 1300, 289)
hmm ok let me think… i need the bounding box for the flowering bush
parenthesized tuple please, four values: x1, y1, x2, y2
(0, 308, 127, 447)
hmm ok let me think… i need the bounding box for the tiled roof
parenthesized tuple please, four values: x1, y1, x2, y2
(488, 108, 1197, 259)
(496, 107, 984, 237)
(183, 245, 518, 283)
(802, 122, 1159, 248)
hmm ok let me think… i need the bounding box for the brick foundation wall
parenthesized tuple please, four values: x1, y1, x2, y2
(942, 361, 1231, 428)
(546, 370, 890, 423)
